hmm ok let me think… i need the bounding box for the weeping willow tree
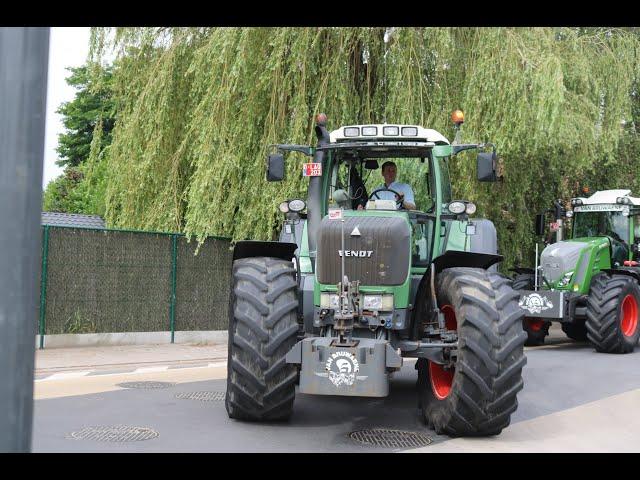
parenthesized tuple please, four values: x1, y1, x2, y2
(88, 27, 640, 269)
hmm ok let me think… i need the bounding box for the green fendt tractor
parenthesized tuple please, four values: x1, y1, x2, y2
(513, 189, 640, 353)
(225, 112, 527, 436)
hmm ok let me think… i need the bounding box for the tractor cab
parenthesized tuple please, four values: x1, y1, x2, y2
(570, 189, 640, 266)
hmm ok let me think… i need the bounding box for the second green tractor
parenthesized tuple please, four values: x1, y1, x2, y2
(513, 189, 640, 353)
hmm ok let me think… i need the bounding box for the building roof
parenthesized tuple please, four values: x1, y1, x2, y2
(41, 212, 106, 229)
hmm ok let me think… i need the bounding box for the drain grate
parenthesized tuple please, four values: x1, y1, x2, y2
(175, 391, 226, 402)
(117, 381, 176, 389)
(68, 425, 159, 442)
(348, 429, 432, 449)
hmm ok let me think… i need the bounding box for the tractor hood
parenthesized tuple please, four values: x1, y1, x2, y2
(540, 240, 590, 283)
(316, 214, 410, 286)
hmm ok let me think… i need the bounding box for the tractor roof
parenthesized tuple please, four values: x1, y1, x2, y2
(579, 189, 640, 206)
(329, 124, 450, 145)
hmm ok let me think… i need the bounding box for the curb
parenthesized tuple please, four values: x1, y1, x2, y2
(35, 330, 228, 349)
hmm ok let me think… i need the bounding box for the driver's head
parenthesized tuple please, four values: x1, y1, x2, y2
(381, 161, 397, 185)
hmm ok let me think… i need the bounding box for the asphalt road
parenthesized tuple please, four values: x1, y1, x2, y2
(32, 325, 640, 452)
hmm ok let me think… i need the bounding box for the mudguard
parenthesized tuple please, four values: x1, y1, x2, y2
(232, 240, 297, 262)
(432, 250, 503, 275)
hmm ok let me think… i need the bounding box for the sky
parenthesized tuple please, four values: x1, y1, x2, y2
(43, 27, 91, 187)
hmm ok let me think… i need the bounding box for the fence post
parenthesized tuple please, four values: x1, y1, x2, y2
(39, 225, 50, 349)
(169, 234, 178, 343)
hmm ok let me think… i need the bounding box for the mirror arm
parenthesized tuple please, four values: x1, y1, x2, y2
(269, 144, 314, 156)
(452, 143, 496, 155)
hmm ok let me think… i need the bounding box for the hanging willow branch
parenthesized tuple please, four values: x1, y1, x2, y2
(89, 27, 640, 269)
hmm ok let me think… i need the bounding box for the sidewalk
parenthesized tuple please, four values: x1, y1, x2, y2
(35, 342, 228, 374)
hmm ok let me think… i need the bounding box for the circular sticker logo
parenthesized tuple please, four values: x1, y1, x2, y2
(325, 351, 359, 387)
(519, 293, 553, 314)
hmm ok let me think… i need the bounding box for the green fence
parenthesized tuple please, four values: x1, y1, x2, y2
(37, 225, 232, 348)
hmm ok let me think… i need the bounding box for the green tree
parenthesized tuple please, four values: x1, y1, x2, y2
(55, 65, 115, 168)
(44, 63, 115, 215)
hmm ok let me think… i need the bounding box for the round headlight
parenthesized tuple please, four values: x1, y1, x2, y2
(288, 199, 306, 212)
(279, 201, 290, 213)
(566, 210, 573, 218)
(448, 201, 466, 214)
(465, 202, 477, 215)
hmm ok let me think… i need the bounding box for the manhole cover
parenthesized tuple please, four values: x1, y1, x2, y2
(175, 391, 226, 401)
(68, 425, 159, 442)
(117, 381, 176, 389)
(348, 429, 432, 449)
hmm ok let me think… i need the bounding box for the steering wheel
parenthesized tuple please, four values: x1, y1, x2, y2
(368, 187, 404, 208)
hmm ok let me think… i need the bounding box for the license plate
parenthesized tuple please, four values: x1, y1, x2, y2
(328, 209, 342, 220)
(303, 163, 322, 177)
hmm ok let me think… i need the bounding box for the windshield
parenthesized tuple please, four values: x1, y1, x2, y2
(573, 210, 629, 242)
(327, 154, 434, 212)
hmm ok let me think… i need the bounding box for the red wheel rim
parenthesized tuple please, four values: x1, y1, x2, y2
(526, 318, 545, 332)
(441, 304, 457, 331)
(429, 361, 454, 400)
(429, 304, 457, 400)
(621, 294, 638, 337)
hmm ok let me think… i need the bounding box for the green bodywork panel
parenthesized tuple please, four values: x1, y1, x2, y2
(444, 220, 472, 253)
(299, 220, 312, 274)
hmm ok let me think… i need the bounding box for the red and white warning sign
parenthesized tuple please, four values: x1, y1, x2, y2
(303, 163, 322, 177)
(328, 209, 343, 220)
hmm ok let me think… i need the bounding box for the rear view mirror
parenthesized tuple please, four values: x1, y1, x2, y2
(477, 151, 497, 182)
(535, 214, 546, 236)
(266, 153, 285, 182)
(365, 159, 379, 170)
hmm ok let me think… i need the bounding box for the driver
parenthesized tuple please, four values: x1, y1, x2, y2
(374, 161, 416, 210)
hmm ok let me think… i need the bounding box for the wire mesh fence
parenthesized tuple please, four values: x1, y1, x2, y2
(37, 226, 232, 342)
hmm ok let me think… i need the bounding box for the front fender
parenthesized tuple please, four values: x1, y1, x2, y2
(232, 240, 297, 262)
(432, 250, 503, 275)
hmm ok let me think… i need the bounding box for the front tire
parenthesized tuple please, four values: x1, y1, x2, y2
(417, 268, 527, 436)
(585, 273, 640, 354)
(225, 257, 299, 420)
(512, 273, 551, 346)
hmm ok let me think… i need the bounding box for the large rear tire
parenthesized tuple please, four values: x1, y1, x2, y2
(417, 267, 527, 436)
(225, 257, 299, 420)
(512, 273, 551, 346)
(585, 273, 640, 354)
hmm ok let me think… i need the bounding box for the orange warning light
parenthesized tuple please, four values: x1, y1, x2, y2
(451, 110, 464, 125)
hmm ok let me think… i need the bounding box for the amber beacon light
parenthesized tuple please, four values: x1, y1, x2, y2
(451, 109, 465, 125)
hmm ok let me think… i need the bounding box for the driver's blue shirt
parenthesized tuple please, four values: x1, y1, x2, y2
(375, 181, 415, 205)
